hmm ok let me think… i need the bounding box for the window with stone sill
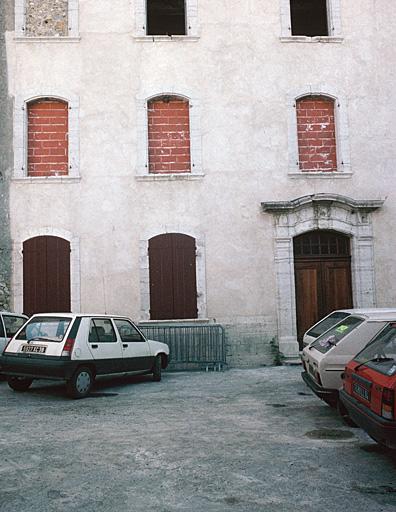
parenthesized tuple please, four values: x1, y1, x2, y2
(14, 94, 80, 180)
(15, 0, 79, 39)
(134, 0, 199, 39)
(139, 228, 207, 321)
(148, 233, 198, 320)
(147, 0, 186, 36)
(27, 98, 69, 177)
(148, 96, 191, 174)
(296, 96, 337, 173)
(280, 0, 343, 41)
(287, 88, 351, 177)
(136, 90, 203, 178)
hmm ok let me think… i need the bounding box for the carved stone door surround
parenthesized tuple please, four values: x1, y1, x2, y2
(261, 194, 384, 363)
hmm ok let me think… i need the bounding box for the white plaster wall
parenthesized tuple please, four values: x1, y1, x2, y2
(6, 0, 396, 365)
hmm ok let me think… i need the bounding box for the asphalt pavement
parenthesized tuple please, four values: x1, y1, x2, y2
(0, 366, 395, 511)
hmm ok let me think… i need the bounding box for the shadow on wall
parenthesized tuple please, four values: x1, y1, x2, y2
(0, 0, 14, 310)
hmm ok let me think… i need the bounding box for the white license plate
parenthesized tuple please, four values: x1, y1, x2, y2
(353, 382, 370, 401)
(21, 344, 47, 354)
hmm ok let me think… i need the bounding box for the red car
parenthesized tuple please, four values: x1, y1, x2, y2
(340, 321, 396, 449)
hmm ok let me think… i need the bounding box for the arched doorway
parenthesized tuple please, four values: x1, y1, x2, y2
(148, 233, 197, 320)
(262, 194, 384, 362)
(293, 230, 353, 346)
(23, 236, 71, 316)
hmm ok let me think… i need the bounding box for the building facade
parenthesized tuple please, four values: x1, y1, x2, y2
(2, 1, 396, 365)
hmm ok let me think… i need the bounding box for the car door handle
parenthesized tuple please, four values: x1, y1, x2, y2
(123, 344, 128, 348)
(91, 344, 98, 349)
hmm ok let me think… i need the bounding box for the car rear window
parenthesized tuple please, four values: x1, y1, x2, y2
(354, 323, 396, 375)
(3, 316, 26, 337)
(16, 316, 72, 342)
(306, 311, 351, 339)
(311, 315, 364, 354)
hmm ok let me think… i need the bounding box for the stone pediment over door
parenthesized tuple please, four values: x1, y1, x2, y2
(261, 194, 384, 363)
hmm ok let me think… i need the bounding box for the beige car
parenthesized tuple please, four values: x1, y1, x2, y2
(301, 310, 396, 407)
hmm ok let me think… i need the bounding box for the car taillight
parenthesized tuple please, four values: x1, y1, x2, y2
(381, 388, 395, 420)
(62, 338, 75, 357)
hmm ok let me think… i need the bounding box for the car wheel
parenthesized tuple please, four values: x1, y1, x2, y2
(152, 355, 162, 382)
(66, 367, 93, 399)
(8, 377, 33, 392)
(337, 398, 358, 427)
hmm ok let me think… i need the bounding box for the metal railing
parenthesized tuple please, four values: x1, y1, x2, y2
(139, 323, 226, 371)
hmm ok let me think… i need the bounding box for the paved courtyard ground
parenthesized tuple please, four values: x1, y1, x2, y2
(0, 366, 395, 512)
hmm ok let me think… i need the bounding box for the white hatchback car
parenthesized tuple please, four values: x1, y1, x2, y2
(0, 313, 170, 398)
(301, 310, 396, 407)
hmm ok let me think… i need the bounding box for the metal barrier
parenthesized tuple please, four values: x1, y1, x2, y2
(139, 323, 226, 371)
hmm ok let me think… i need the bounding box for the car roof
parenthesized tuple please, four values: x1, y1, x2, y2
(334, 308, 396, 314)
(0, 311, 28, 318)
(348, 311, 396, 321)
(29, 313, 132, 319)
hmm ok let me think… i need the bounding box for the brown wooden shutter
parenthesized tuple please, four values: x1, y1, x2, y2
(294, 260, 321, 342)
(149, 233, 198, 320)
(23, 236, 71, 316)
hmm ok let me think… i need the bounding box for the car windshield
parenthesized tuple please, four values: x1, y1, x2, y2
(354, 323, 396, 375)
(306, 311, 351, 339)
(311, 315, 364, 354)
(16, 316, 72, 342)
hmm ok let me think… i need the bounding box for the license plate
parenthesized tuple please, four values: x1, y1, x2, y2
(353, 382, 370, 401)
(21, 344, 47, 354)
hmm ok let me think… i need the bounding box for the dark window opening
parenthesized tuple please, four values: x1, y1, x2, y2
(290, 0, 329, 36)
(146, 0, 186, 36)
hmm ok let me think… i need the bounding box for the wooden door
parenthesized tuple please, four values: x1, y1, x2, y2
(294, 231, 352, 346)
(23, 236, 71, 316)
(149, 233, 198, 320)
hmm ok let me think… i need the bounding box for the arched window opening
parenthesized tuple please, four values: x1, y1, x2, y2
(147, 95, 191, 174)
(296, 95, 337, 172)
(149, 233, 197, 320)
(27, 98, 69, 177)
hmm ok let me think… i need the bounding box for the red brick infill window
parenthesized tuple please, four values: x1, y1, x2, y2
(148, 97, 191, 173)
(296, 96, 337, 172)
(28, 99, 68, 177)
